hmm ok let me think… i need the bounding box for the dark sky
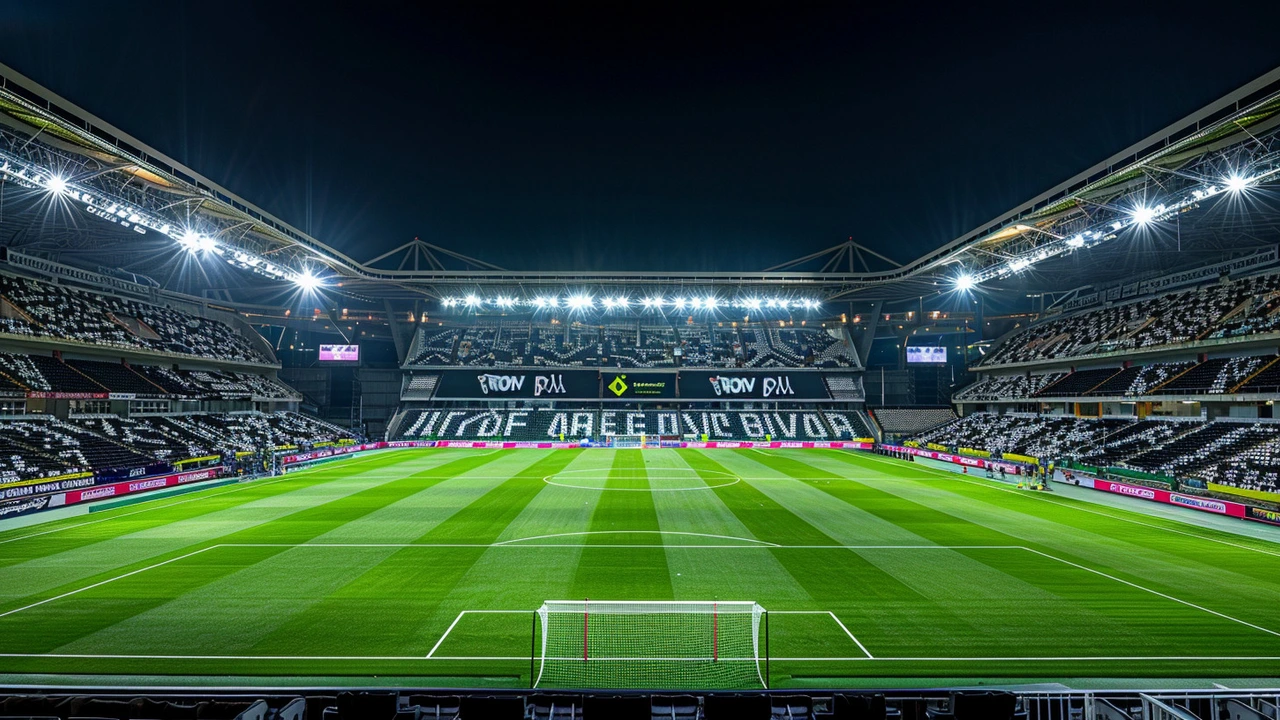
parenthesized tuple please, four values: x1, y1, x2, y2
(3, 2, 1279, 272)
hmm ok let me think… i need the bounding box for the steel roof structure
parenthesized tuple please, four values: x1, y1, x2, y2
(2, 61, 1280, 308)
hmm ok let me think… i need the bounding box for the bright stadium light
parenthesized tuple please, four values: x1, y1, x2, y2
(744, 297, 762, 310)
(602, 297, 617, 309)
(442, 297, 459, 308)
(495, 296, 515, 308)
(1225, 173, 1251, 193)
(641, 296, 660, 308)
(614, 296, 630, 308)
(567, 293, 593, 309)
(703, 296, 718, 310)
(956, 274, 975, 291)
(178, 229, 202, 252)
(45, 175, 67, 195)
(1008, 258, 1032, 272)
(464, 294, 480, 307)
(1131, 205, 1156, 225)
(765, 298, 779, 309)
(196, 235, 219, 253)
(673, 297, 688, 311)
(1067, 234, 1085, 248)
(294, 270, 322, 291)
(532, 296, 555, 308)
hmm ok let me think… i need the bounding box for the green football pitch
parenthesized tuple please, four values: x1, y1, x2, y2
(2, 447, 1279, 689)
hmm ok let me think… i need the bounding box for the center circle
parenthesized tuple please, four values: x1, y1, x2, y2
(542, 467, 741, 491)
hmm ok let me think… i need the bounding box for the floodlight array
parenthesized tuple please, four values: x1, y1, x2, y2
(951, 164, 1280, 290)
(437, 293, 823, 313)
(0, 149, 328, 291)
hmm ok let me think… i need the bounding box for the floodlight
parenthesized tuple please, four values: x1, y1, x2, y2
(442, 297, 459, 308)
(602, 297, 617, 309)
(495, 296, 514, 307)
(703, 296, 718, 310)
(614, 296, 630, 308)
(567, 294, 593, 309)
(464, 294, 480, 307)
(956, 274, 975, 291)
(294, 271, 322, 291)
(765, 298, 779, 309)
(673, 298, 688, 310)
(1225, 173, 1250, 193)
(641, 296, 659, 308)
(196, 235, 218, 253)
(1066, 234, 1085, 248)
(45, 175, 67, 195)
(745, 298, 762, 310)
(1009, 258, 1031, 272)
(1131, 205, 1155, 225)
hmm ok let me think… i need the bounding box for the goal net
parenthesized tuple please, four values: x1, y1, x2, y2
(533, 600, 766, 689)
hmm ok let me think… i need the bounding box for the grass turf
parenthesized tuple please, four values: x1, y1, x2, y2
(1, 447, 1278, 689)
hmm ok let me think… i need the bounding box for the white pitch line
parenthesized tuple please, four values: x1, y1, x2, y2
(844, 450, 1280, 558)
(424, 609, 529, 658)
(0, 546, 219, 619)
(1023, 546, 1280, 639)
(765, 610, 873, 659)
(491, 530, 779, 547)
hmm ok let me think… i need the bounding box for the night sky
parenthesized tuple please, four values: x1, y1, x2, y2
(3, 2, 1279, 273)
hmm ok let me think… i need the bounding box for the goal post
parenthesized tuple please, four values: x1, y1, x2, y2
(532, 600, 767, 689)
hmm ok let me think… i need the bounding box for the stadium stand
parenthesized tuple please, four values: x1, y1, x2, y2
(0, 273, 272, 363)
(872, 407, 956, 435)
(978, 270, 1280, 367)
(913, 413, 1131, 460)
(404, 321, 857, 369)
(954, 373, 1066, 402)
(1034, 367, 1122, 396)
(1082, 361, 1196, 396)
(0, 411, 356, 482)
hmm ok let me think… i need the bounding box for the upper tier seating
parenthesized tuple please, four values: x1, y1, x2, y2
(1083, 361, 1196, 396)
(0, 274, 271, 363)
(1035, 368, 1123, 396)
(979, 271, 1280, 366)
(404, 321, 856, 368)
(954, 373, 1066, 401)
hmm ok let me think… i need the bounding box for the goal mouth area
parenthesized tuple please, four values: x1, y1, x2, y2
(533, 600, 768, 690)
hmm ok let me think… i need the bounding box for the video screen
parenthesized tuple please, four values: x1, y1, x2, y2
(906, 346, 947, 364)
(319, 344, 359, 362)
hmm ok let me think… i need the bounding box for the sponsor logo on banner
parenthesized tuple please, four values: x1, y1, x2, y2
(1107, 482, 1157, 500)
(1248, 506, 1280, 526)
(1169, 494, 1227, 514)
(0, 495, 49, 517)
(477, 373, 567, 396)
(707, 375, 795, 398)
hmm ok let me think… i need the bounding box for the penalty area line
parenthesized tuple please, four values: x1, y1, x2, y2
(425, 609, 530, 659)
(766, 610, 873, 658)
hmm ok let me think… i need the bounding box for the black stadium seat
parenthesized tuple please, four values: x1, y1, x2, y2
(582, 695, 649, 720)
(459, 696, 525, 720)
(703, 694, 771, 719)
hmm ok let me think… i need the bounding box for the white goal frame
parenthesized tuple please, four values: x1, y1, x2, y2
(533, 600, 766, 689)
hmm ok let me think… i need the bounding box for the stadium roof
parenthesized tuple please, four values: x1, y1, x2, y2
(2, 61, 1280, 307)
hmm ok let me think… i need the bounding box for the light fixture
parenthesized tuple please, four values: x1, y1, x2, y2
(45, 175, 67, 195)
(1225, 173, 1250, 193)
(1066, 234, 1085, 248)
(956, 274, 975, 291)
(464, 294, 480, 307)
(1131, 205, 1155, 225)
